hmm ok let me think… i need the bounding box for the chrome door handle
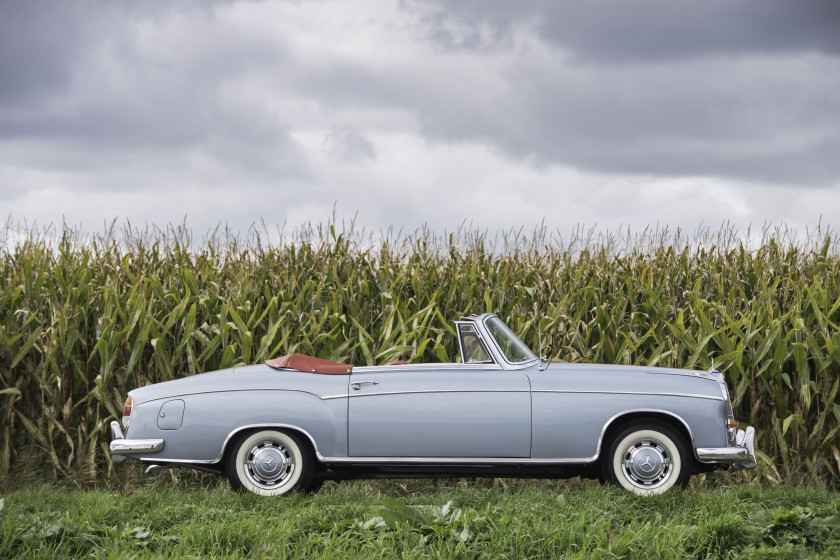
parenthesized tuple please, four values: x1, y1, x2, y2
(351, 381, 380, 390)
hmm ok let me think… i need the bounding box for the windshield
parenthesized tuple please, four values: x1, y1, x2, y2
(485, 317, 538, 363)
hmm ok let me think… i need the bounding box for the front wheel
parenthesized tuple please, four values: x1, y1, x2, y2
(226, 429, 314, 496)
(601, 421, 691, 495)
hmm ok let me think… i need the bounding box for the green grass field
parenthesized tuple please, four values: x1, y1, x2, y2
(2, 478, 840, 559)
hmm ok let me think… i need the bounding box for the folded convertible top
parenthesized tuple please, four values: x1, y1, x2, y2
(265, 354, 354, 374)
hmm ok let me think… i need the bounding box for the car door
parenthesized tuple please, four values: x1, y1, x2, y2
(347, 365, 532, 458)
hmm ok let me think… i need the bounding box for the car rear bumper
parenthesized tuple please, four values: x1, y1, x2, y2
(695, 426, 757, 469)
(109, 420, 164, 463)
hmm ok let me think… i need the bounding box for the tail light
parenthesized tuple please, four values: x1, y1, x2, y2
(719, 382, 736, 444)
(122, 396, 133, 431)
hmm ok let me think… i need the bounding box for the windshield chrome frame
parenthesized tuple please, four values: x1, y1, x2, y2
(462, 313, 540, 370)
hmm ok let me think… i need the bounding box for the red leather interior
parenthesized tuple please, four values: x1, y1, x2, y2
(265, 354, 354, 374)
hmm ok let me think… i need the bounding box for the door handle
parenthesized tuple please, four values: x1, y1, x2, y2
(351, 381, 380, 390)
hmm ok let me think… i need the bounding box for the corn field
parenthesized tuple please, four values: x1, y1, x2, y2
(2, 221, 840, 487)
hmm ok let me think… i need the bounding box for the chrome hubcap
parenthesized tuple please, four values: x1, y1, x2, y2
(244, 439, 295, 490)
(621, 438, 671, 489)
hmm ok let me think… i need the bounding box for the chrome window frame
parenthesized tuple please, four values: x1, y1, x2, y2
(454, 321, 495, 365)
(471, 313, 540, 370)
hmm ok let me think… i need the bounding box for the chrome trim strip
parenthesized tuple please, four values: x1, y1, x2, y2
(110, 438, 164, 455)
(322, 389, 721, 401)
(532, 390, 722, 401)
(351, 364, 502, 372)
(130, 388, 334, 406)
(594, 408, 698, 461)
(316, 456, 598, 464)
(141, 455, 601, 465)
(340, 388, 530, 399)
(138, 456, 219, 465)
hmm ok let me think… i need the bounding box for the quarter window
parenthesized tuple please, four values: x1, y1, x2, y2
(456, 323, 493, 363)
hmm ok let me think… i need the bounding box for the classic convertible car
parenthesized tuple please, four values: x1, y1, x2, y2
(110, 313, 756, 495)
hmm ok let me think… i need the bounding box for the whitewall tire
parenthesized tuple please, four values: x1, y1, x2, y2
(602, 422, 691, 495)
(226, 429, 314, 496)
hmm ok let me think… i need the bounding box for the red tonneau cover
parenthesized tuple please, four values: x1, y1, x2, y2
(265, 354, 353, 374)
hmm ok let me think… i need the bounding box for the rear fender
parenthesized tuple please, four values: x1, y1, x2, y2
(125, 390, 348, 463)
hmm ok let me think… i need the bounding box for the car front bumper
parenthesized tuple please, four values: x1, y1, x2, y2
(695, 426, 757, 469)
(109, 420, 164, 463)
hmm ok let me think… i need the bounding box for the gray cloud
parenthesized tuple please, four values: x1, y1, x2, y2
(410, 0, 840, 60)
(0, 0, 838, 236)
(0, 1, 236, 105)
(323, 128, 376, 163)
(0, 1, 98, 105)
(0, 0, 309, 196)
(394, 0, 840, 184)
(296, 35, 840, 185)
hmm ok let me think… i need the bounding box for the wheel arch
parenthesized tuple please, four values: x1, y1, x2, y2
(220, 423, 322, 467)
(596, 409, 697, 461)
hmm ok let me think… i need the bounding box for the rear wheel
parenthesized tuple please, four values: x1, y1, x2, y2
(601, 421, 691, 495)
(226, 429, 314, 496)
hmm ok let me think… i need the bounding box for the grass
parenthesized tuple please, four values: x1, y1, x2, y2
(2, 478, 840, 559)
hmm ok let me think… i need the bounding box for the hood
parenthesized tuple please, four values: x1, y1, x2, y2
(550, 362, 723, 381)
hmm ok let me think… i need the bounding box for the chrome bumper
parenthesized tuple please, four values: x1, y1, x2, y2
(109, 420, 164, 463)
(696, 426, 757, 469)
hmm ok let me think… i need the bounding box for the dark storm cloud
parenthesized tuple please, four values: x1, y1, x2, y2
(0, 0, 236, 105)
(391, 0, 840, 185)
(295, 36, 840, 185)
(412, 0, 840, 60)
(0, 1, 97, 104)
(423, 57, 840, 184)
(0, 0, 309, 194)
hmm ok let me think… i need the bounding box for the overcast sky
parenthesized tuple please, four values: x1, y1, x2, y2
(2, 0, 839, 239)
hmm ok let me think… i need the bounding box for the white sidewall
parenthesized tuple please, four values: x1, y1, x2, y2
(612, 428, 682, 495)
(234, 430, 304, 496)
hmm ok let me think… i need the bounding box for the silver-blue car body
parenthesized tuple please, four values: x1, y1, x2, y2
(110, 313, 757, 495)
